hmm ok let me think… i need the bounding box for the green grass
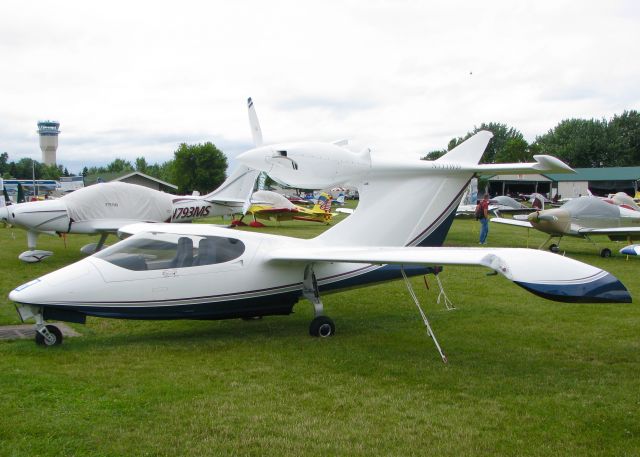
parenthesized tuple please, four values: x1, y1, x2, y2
(0, 213, 639, 456)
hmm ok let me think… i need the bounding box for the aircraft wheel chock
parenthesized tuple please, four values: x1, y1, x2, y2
(600, 248, 612, 258)
(35, 325, 63, 347)
(309, 316, 335, 338)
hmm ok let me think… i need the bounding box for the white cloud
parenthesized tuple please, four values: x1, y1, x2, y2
(0, 0, 638, 173)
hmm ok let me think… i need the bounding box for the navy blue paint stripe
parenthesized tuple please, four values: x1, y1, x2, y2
(515, 273, 632, 303)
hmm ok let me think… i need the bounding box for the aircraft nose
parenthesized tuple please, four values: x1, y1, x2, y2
(527, 209, 569, 233)
(236, 146, 273, 171)
(9, 259, 102, 306)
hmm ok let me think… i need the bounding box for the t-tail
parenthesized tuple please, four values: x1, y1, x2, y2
(247, 97, 263, 147)
(316, 131, 494, 248)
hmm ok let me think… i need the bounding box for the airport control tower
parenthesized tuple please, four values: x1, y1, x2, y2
(37, 120, 60, 165)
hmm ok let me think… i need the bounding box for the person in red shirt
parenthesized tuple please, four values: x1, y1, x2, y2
(476, 193, 490, 244)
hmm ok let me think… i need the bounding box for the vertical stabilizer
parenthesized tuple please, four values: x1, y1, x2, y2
(436, 131, 492, 165)
(248, 97, 263, 147)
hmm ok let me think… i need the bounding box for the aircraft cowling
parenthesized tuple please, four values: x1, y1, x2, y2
(237, 142, 370, 189)
(527, 209, 571, 235)
(2, 199, 71, 233)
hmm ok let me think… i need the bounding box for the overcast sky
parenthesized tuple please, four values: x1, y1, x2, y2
(1, 0, 639, 174)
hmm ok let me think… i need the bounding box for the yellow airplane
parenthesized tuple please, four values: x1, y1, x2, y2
(232, 190, 334, 227)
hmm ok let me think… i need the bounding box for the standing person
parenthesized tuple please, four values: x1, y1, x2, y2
(475, 193, 490, 244)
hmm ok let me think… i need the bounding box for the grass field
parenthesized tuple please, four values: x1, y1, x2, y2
(0, 211, 639, 456)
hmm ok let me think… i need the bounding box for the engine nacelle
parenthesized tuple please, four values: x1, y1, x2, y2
(237, 142, 371, 189)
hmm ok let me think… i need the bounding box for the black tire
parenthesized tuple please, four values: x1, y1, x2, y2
(35, 325, 63, 347)
(241, 316, 263, 321)
(601, 248, 612, 258)
(309, 316, 335, 338)
(549, 244, 559, 253)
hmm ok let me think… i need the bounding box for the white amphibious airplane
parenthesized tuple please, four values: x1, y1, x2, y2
(9, 131, 631, 360)
(0, 167, 259, 263)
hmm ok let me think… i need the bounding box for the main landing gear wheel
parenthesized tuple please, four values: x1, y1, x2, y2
(600, 248, 612, 258)
(549, 244, 560, 253)
(309, 316, 335, 338)
(35, 324, 63, 347)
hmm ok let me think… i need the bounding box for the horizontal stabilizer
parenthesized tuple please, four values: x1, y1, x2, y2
(268, 246, 630, 303)
(473, 155, 574, 175)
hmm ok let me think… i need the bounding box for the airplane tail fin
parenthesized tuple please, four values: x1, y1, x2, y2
(313, 193, 333, 213)
(317, 132, 493, 248)
(248, 97, 263, 147)
(435, 131, 493, 165)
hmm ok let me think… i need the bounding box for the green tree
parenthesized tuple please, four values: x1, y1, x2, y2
(534, 118, 610, 167)
(608, 110, 640, 166)
(172, 142, 227, 194)
(40, 163, 63, 180)
(106, 158, 134, 173)
(422, 149, 446, 160)
(0, 152, 8, 175)
(135, 157, 148, 173)
(494, 137, 532, 163)
(427, 122, 528, 163)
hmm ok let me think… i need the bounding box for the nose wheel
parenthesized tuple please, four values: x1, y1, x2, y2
(35, 324, 63, 346)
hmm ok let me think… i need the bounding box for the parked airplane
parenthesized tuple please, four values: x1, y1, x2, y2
(233, 191, 334, 227)
(456, 195, 530, 218)
(0, 166, 259, 262)
(491, 196, 640, 256)
(10, 131, 630, 360)
(606, 192, 640, 211)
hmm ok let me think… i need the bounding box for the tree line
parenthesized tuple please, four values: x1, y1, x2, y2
(1, 142, 228, 195)
(423, 110, 640, 168)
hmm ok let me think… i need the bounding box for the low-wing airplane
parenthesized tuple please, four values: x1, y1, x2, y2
(233, 190, 334, 227)
(491, 196, 640, 257)
(10, 130, 630, 361)
(456, 195, 531, 217)
(606, 192, 640, 211)
(0, 165, 259, 262)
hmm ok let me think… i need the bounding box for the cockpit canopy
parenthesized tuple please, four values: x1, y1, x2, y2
(561, 197, 619, 219)
(95, 232, 245, 271)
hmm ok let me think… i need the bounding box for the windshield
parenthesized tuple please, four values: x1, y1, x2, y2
(95, 233, 245, 271)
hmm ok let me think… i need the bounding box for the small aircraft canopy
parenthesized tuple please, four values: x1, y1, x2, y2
(561, 197, 619, 218)
(94, 232, 245, 271)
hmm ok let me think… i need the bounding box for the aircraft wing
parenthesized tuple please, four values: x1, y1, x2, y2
(578, 227, 640, 235)
(250, 206, 296, 214)
(268, 246, 630, 303)
(490, 217, 533, 228)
